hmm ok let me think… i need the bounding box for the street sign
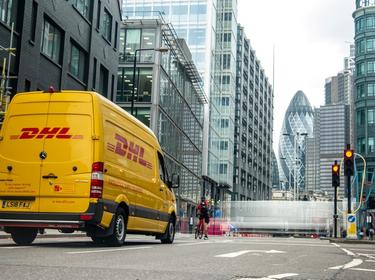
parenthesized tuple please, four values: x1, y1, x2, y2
(346, 214, 357, 239)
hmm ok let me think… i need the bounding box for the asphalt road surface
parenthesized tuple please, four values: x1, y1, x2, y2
(0, 234, 374, 280)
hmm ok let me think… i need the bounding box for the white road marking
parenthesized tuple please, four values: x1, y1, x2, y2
(232, 241, 333, 248)
(176, 240, 233, 247)
(329, 259, 363, 270)
(366, 260, 375, 262)
(347, 248, 375, 252)
(357, 253, 375, 259)
(350, 268, 375, 272)
(215, 250, 286, 258)
(216, 250, 251, 258)
(332, 243, 355, 256)
(65, 246, 152, 254)
(268, 273, 299, 279)
(236, 273, 298, 280)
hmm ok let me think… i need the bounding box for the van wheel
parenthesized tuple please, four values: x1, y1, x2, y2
(106, 208, 127, 246)
(11, 228, 38, 245)
(161, 218, 175, 244)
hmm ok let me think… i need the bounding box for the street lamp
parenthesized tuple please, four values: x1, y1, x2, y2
(130, 47, 169, 116)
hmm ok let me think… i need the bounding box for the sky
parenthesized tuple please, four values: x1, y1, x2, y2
(237, 0, 355, 153)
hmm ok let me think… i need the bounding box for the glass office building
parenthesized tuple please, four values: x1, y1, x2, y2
(117, 19, 206, 211)
(121, 0, 238, 200)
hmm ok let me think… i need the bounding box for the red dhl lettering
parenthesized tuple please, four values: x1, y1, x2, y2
(10, 127, 83, 140)
(107, 133, 153, 169)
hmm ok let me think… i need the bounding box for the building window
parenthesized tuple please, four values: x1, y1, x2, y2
(357, 62, 365, 75)
(220, 119, 229, 128)
(219, 163, 228, 174)
(368, 109, 375, 124)
(357, 39, 365, 54)
(222, 75, 230, 84)
(74, 0, 91, 20)
(123, 29, 141, 62)
(357, 110, 365, 125)
(96, 0, 101, 30)
(0, 0, 16, 26)
(41, 18, 62, 64)
(368, 83, 375, 96)
(220, 141, 228, 151)
(99, 65, 109, 97)
(356, 17, 365, 33)
(367, 38, 375, 52)
(140, 29, 156, 62)
(223, 12, 232, 21)
(69, 42, 87, 83)
(369, 137, 375, 153)
(117, 67, 152, 103)
(358, 83, 365, 98)
(367, 16, 375, 29)
(368, 61, 375, 73)
(102, 8, 112, 42)
(221, 97, 229, 106)
(222, 54, 230, 69)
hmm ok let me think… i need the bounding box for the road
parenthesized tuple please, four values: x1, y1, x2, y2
(0, 234, 374, 280)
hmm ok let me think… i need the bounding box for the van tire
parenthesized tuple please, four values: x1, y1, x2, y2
(161, 217, 175, 244)
(105, 208, 127, 246)
(11, 228, 38, 245)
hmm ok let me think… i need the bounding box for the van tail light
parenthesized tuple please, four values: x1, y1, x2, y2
(90, 162, 104, 198)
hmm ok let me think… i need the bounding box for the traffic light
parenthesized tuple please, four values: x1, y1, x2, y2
(344, 149, 354, 176)
(332, 162, 340, 187)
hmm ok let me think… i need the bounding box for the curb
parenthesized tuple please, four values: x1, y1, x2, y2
(327, 238, 375, 245)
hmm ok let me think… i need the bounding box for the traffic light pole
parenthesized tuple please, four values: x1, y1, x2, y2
(347, 175, 351, 214)
(334, 185, 338, 238)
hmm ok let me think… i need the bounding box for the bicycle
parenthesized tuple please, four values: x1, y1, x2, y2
(195, 218, 204, 239)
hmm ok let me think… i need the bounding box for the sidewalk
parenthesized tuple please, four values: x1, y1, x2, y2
(326, 237, 375, 245)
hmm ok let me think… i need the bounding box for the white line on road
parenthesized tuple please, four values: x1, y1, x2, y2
(65, 246, 152, 255)
(329, 259, 363, 270)
(176, 240, 233, 247)
(236, 273, 298, 280)
(346, 248, 375, 252)
(366, 260, 375, 262)
(215, 250, 251, 258)
(357, 253, 375, 259)
(332, 243, 356, 256)
(215, 250, 286, 258)
(350, 268, 375, 273)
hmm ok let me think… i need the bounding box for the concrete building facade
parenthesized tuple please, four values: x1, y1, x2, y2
(234, 25, 273, 200)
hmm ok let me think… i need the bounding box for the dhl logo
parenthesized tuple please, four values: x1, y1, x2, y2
(107, 134, 152, 169)
(10, 128, 83, 140)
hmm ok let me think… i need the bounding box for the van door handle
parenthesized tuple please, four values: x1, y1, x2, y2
(42, 174, 58, 179)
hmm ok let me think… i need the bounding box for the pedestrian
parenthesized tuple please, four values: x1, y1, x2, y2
(189, 214, 194, 234)
(370, 227, 374, 240)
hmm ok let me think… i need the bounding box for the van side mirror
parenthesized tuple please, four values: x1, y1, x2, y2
(170, 173, 179, 188)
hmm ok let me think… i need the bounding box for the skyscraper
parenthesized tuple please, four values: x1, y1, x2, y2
(278, 91, 314, 196)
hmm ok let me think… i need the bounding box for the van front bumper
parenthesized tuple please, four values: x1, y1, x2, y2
(0, 202, 103, 229)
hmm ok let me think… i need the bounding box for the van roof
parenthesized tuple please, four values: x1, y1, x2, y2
(13, 90, 160, 146)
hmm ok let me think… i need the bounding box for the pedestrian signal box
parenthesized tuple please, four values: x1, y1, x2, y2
(344, 149, 354, 176)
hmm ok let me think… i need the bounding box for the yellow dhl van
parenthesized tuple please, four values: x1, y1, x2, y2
(0, 90, 179, 246)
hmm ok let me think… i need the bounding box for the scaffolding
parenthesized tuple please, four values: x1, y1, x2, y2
(0, 23, 16, 128)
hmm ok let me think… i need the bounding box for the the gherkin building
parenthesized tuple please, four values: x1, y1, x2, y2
(278, 91, 314, 193)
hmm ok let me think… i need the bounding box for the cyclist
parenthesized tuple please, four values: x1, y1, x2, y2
(197, 196, 210, 240)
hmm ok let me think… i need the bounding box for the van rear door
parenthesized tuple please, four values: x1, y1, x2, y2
(0, 93, 50, 213)
(38, 93, 94, 213)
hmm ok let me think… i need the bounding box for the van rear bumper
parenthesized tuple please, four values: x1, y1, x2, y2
(0, 202, 103, 229)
